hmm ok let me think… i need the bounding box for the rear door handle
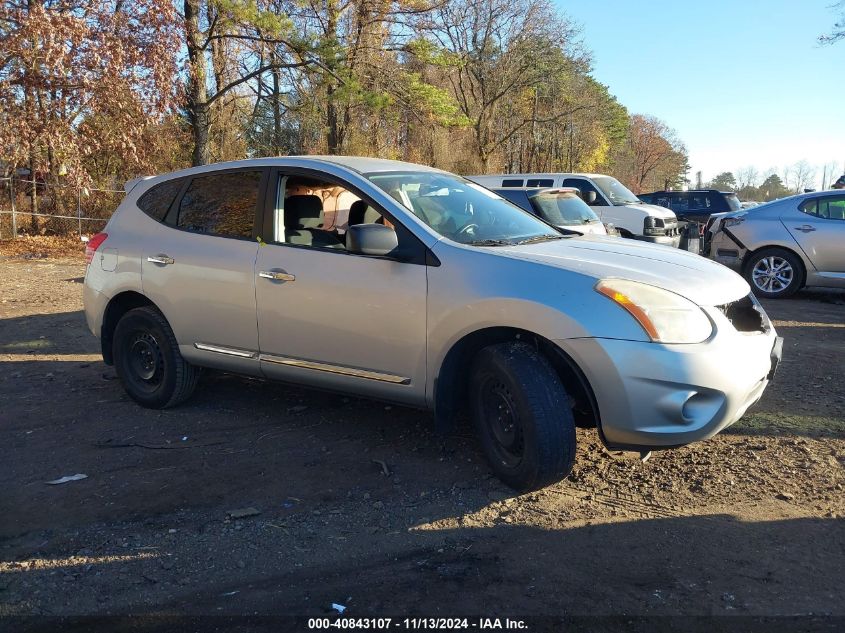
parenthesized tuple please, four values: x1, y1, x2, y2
(794, 225, 816, 232)
(147, 255, 175, 265)
(258, 270, 296, 282)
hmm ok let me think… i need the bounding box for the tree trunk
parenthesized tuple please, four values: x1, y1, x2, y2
(192, 106, 210, 166)
(324, 2, 344, 155)
(185, 0, 210, 166)
(272, 66, 283, 155)
(326, 86, 341, 154)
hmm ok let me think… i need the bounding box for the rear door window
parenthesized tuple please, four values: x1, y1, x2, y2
(177, 171, 263, 238)
(526, 178, 554, 187)
(802, 196, 845, 220)
(137, 178, 185, 222)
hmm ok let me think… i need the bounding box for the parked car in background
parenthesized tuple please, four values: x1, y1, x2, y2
(492, 187, 607, 236)
(706, 190, 845, 298)
(468, 173, 680, 246)
(639, 189, 742, 224)
(741, 201, 761, 209)
(83, 156, 781, 492)
(832, 174, 845, 190)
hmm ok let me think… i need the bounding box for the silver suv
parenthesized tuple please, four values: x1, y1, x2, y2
(83, 157, 782, 491)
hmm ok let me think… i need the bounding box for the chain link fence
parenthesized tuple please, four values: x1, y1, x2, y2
(0, 176, 124, 239)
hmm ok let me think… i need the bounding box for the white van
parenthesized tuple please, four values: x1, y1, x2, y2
(468, 172, 681, 246)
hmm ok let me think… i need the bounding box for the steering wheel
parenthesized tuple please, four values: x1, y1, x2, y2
(456, 223, 480, 239)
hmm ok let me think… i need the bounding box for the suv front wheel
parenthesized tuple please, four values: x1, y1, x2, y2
(469, 342, 576, 492)
(113, 306, 199, 408)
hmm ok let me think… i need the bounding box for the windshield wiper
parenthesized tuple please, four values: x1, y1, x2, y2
(467, 238, 514, 246)
(514, 234, 567, 244)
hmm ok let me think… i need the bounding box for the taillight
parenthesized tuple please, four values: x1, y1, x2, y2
(85, 232, 108, 264)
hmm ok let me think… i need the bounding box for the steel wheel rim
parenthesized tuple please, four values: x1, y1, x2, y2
(128, 332, 163, 385)
(481, 378, 524, 468)
(752, 256, 793, 294)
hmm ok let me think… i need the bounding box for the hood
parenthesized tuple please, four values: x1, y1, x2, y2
(558, 221, 607, 236)
(631, 202, 677, 220)
(496, 235, 749, 306)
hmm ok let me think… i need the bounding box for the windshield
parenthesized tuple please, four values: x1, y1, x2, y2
(529, 191, 599, 225)
(366, 172, 565, 245)
(725, 193, 742, 211)
(592, 176, 641, 205)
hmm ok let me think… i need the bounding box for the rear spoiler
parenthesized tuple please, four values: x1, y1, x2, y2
(124, 176, 153, 193)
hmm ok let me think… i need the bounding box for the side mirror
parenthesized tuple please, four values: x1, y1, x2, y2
(346, 223, 399, 257)
(584, 191, 597, 205)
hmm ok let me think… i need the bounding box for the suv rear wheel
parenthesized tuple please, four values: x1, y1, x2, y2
(745, 247, 803, 299)
(469, 342, 576, 492)
(113, 306, 199, 408)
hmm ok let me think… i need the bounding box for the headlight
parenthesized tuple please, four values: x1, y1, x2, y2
(595, 279, 713, 344)
(643, 216, 665, 236)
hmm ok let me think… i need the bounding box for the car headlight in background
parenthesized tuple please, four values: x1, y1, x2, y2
(595, 279, 713, 344)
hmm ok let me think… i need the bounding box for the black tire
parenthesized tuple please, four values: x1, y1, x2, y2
(469, 342, 576, 492)
(744, 247, 804, 299)
(112, 306, 199, 408)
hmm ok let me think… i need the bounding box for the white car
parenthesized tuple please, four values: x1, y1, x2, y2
(83, 157, 781, 491)
(492, 187, 608, 236)
(468, 172, 681, 246)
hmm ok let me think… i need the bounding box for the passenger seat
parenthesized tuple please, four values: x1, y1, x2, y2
(284, 195, 344, 249)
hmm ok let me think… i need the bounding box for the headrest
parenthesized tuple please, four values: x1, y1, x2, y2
(348, 200, 368, 226)
(285, 195, 323, 229)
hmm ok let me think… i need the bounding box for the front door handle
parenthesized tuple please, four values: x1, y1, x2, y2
(794, 225, 816, 233)
(147, 254, 175, 265)
(258, 270, 296, 282)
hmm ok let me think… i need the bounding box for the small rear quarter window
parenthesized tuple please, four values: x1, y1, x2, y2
(501, 179, 524, 187)
(137, 178, 185, 222)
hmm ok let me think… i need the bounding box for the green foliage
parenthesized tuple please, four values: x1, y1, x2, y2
(717, 173, 791, 202)
(211, 0, 293, 38)
(407, 39, 464, 68)
(710, 171, 738, 191)
(405, 74, 469, 126)
(756, 174, 791, 201)
(0, 0, 694, 188)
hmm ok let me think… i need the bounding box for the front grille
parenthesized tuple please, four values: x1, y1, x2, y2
(648, 218, 679, 236)
(716, 294, 768, 333)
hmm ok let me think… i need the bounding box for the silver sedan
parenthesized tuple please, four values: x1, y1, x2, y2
(706, 190, 845, 298)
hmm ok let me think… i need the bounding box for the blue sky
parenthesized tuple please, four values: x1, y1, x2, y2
(561, 0, 845, 187)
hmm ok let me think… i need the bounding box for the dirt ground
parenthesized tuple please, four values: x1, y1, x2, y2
(1, 247, 844, 625)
